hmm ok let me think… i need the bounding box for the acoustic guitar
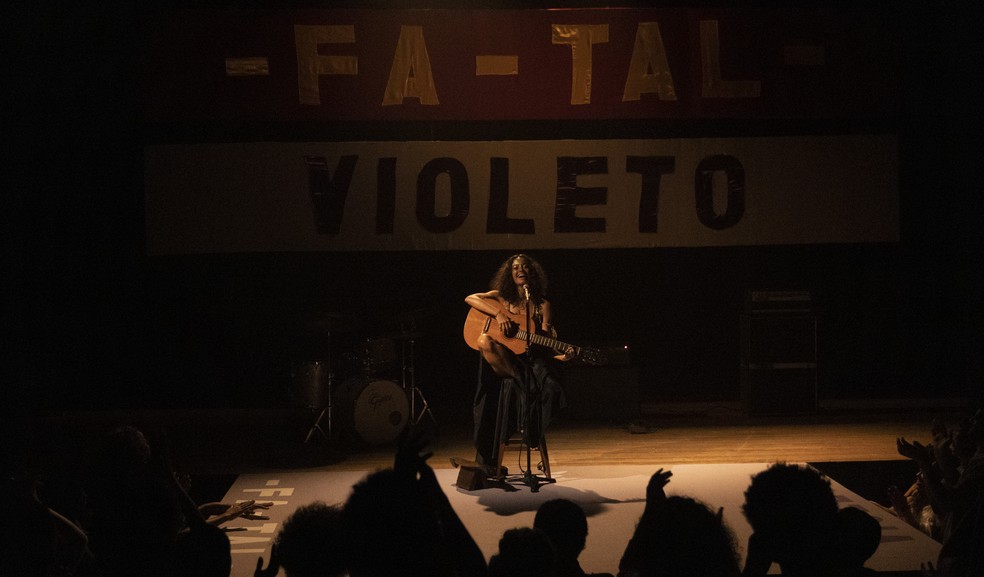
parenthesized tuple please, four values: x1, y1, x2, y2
(463, 307, 607, 365)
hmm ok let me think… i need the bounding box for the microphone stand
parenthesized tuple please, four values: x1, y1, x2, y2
(515, 284, 553, 492)
(522, 288, 535, 489)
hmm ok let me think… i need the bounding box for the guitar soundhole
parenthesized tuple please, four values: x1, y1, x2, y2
(503, 323, 519, 339)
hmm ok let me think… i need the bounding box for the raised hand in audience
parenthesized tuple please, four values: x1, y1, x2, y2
(897, 437, 934, 470)
(619, 468, 676, 577)
(619, 468, 740, 577)
(344, 426, 488, 577)
(644, 468, 672, 513)
(200, 500, 273, 526)
(253, 543, 280, 577)
(397, 426, 488, 577)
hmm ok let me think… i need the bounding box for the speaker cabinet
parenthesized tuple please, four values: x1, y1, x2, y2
(741, 313, 817, 416)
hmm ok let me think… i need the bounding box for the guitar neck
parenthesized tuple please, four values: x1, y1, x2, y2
(513, 327, 578, 355)
(463, 307, 607, 365)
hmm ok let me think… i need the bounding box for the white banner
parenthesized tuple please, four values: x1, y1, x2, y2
(145, 135, 898, 254)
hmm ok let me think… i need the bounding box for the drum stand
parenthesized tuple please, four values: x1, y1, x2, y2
(304, 347, 334, 445)
(401, 333, 436, 428)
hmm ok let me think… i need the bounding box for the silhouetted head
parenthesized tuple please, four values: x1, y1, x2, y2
(276, 501, 347, 577)
(489, 526, 556, 577)
(636, 496, 741, 577)
(742, 463, 840, 571)
(168, 523, 231, 577)
(534, 498, 589, 560)
(343, 468, 450, 577)
(90, 425, 153, 479)
(836, 506, 881, 568)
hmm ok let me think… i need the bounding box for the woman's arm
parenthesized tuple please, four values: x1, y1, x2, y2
(465, 290, 503, 317)
(540, 300, 576, 361)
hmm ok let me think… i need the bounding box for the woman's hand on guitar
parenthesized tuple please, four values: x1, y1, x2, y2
(495, 312, 514, 335)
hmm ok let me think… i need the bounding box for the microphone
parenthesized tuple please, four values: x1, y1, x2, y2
(523, 283, 530, 300)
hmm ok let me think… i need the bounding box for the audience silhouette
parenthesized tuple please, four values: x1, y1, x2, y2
(82, 425, 185, 577)
(835, 506, 881, 576)
(488, 526, 556, 577)
(342, 427, 488, 577)
(267, 501, 346, 577)
(741, 462, 882, 577)
(10, 407, 984, 577)
(618, 469, 740, 577)
(894, 405, 984, 577)
(534, 498, 614, 577)
(1, 470, 91, 576)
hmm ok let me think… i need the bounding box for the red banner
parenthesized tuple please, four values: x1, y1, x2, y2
(145, 8, 899, 122)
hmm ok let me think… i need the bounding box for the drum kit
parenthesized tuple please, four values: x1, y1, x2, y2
(290, 308, 436, 446)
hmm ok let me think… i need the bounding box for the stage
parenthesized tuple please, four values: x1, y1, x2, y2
(22, 399, 964, 576)
(33, 402, 958, 575)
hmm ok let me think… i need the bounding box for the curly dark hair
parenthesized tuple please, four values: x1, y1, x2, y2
(488, 527, 556, 577)
(742, 463, 839, 543)
(276, 501, 347, 577)
(534, 498, 588, 558)
(489, 253, 548, 306)
(621, 496, 741, 577)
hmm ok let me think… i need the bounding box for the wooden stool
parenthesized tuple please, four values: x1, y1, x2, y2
(492, 377, 552, 480)
(499, 430, 551, 480)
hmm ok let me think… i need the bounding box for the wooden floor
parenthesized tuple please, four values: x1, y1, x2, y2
(322, 413, 942, 474)
(31, 402, 962, 477)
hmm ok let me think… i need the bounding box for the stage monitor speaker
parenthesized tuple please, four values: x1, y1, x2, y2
(740, 313, 817, 416)
(455, 465, 487, 491)
(560, 365, 640, 421)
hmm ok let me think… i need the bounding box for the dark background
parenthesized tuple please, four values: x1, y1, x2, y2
(7, 2, 981, 422)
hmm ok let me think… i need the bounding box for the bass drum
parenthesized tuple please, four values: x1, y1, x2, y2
(335, 377, 409, 445)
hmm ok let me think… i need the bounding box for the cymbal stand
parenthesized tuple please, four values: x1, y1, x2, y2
(400, 325, 436, 428)
(304, 339, 334, 444)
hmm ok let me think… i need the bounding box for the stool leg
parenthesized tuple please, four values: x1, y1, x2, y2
(493, 380, 513, 478)
(539, 436, 551, 479)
